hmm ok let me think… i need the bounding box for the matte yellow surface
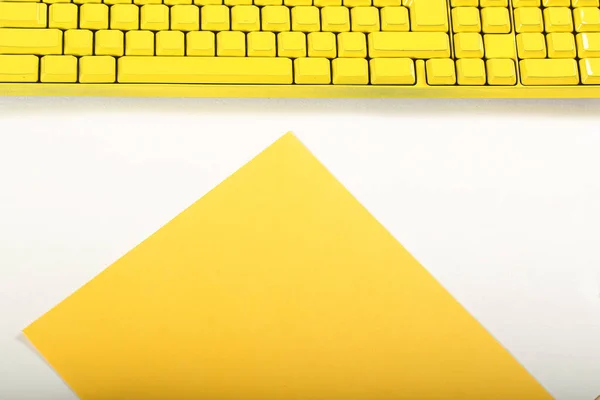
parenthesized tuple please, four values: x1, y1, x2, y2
(41, 55, 77, 82)
(0, 54, 38, 82)
(0, 3, 47, 28)
(24, 133, 553, 400)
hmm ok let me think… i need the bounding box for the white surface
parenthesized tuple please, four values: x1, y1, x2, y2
(0, 97, 599, 400)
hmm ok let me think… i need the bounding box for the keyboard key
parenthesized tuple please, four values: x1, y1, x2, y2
(481, 7, 511, 33)
(337, 32, 367, 57)
(452, 7, 481, 33)
(344, 0, 370, 5)
(380, 6, 410, 31)
(572, 0, 598, 6)
(217, 31, 245, 56)
(514, 7, 543, 33)
(187, 31, 215, 55)
(332, 58, 368, 84)
(0, 28, 62, 55)
(573, 7, 600, 32)
(278, 31, 306, 57)
(64, 29, 93, 55)
(483, 34, 516, 59)
(255, 0, 283, 5)
(226, 0, 252, 5)
(321, 6, 350, 32)
(0, 3, 47, 28)
(374, 0, 401, 4)
(456, 58, 486, 85)
(49, 4, 78, 29)
(407, 0, 448, 32)
(80, 4, 109, 30)
(480, 0, 507, 5)
(285, 0, 312, 5)
(577, 32, 600, 58)
(262, 6, 291, 31)
(543, 0, 569, 6)
(164, 0, 191, 4)
(369, 58, 415, 84)
(95, 30, 124, 56)
(543, 7, 573, 33)
(291, 6, 320, 32)
(520, 58, 579, 85)
(41, 55, 77, 82)
(351, 7, 380, 32)
(308, 31, 336, 57)
(513, 0, 540, 6)
(314, 0, 342, 6)
(426, 58, 456, 85)
(546, 32, 576, 58)
(517, 32, 546, 58)
(126, 30, 155, 55)
(79, 55, 116, 83)
(368, 32, 450, 58)
(231, 5, 260, 31)
(294, 57, 330, 84)
(111, 4, 139, 30)
(486, 58, 516, 85)
(141, 4, 169, 30)
(170, 5, 199, 30)
(118, 56, 293, 83)
(580, 58, 600, 84)
(0, 55, 38, 82)
(247, 31, 276, 56)
(454, 32, 484, 58)
(156, 30, 185, 55)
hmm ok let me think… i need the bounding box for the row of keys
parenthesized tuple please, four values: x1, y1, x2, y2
(516, 32, 600, 57)
(0, 29, 451, 58)
(0, 3, 411, 32)
(513, 6, 600, 33)
(0, 0, 431, 6)
(452, 7, 512, 34)
(455, 0, 598, 6)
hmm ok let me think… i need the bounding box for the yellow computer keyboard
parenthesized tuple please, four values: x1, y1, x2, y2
(0, 0, 599, 97)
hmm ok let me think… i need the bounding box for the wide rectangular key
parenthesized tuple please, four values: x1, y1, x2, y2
(0, 3, 47, 28)
(0, 29, 62, 55)
(368, 32, 450, 58)
(0, 55, 38, 82)
(519, 59, 579, 85)
(405, 0, 448, 32)
(118, 57, 293, 83)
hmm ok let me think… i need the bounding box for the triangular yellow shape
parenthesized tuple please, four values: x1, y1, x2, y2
(24, 133, 552, 400)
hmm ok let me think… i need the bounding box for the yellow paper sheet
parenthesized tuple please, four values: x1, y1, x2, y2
(24, 133, 552, 400)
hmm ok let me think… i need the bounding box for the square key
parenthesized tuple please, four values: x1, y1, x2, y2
(80, 4, 109, 30)
(247, 31, 276, 56)
(171, 5, 200, 31)
(572, 0, 599, 6)
(285, 0, 312, 5)
(278, 31, 307, 57)
(187, 31, 215, 55)
(514, 7, 543, 33)
(452, 7, 481, 33)
(294, 57, 331, 84)
(546, 32, 576, 58)
(49, 4, 78, 29)
(344, 0, 371, 5)
(451, 0, 478, 5)
(165, 0, 192, 5)
(425, 58, 456, 85)
(217, 30, 245, 56)
(225, 0, 253, 5)
(202, 5, 230, 31)
(291, 6, 320, 32)
(513, 0, 540, 5)
(111, 4, 140, 30)
(231, 5, 260, 31)
(95, 30, 124, 56)
(156, 30, 185, 55)
(380, 6, 409, 31)
(484, 34, 516, 58)
(332, 58, 369, 84)
(542, 0, 569, 5)
(141, 4, 169, 30)
(41, 55, 77, 83)
(454, 32, 484, 58)
(481, 7, 511, 33)
(321, 6, 350, 32)
(79, 56, 116, 83)
(456, 58, 486, 85)
(337, 32, 367, 57)
(517, 32, 546, 58)
(351, 7, 380, 32)
(573, 7, 600, 32)
(307, 31, 336, 58)
(480, 0, 507, 5)
(486, 59, 516, 85)
(543, 7, 573, 32)
(262, 6, 291, 31)
(64, 29, 93, 55)
(125, 30, 155, 55)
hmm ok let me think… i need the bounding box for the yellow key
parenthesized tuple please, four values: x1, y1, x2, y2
(255, 0, 282, 5)
(125, 30, 154, 55)
(307, 31, 336, 57)
(80, 4, 108, 29)
(483, 34, 516, 58)
(405, 0, 448, 32)
(44, 0, 72, 4)
(426, 58, 456, 85)
(74, 0, 102, 4)
(517, 32, 546, 58)
(454, 32, 484, 58)
(285, 0, 312, 5)
(0, 3, 47, 28)
(262, 6, 290, 31)
(49, 4, 77, 29)
(520, 58, 579, 84)
(111, 4, 139, 30)
(141, 4, 169, 30)
(165, 0, 192, 4)
(456, 58, 486, 85)
(79, 56, 116, 83)
(201, 5, 230, 30)
(194, 0, 221, 4)
(321, 6, 349, 32)
(247, 31, 276, 56)
(542, 0, 569, 5)
(574, 7, 600, 32)
(480, 0, 506, 4)
(577, 32, 600, 57)
(105, 0, 133, 4)
(544, 7, 573, 32)
(451, 0, 478, 5)
(380, 7, 409, 31)
(351, 7, 379, 32)
(292, 7, 320, 32)
(337, 32, 367, 57)
(170, 5, 199, 30)
(344, 0, 370, 5)
(332, 58, 368, 84)
(368, 32, 450, 58)
(314, 0, 342, 6)
(231, 5, 260, 31)
(156, 30, 185, 55)
(95, 30, 124, 56)
(64, 29, 93, 55)
(546, 32, 576, 58)
(481, 7, 511, 33)
(225, 0, 252, 5)
(514, 7, 543, 33)
(278, 31, 306, 57)
(513, 0, 540, 5)
(580, 58, 600, 84)
(485, 58, 516, 85)
(0, 55, 38, 82)
(369, 58, 415, 84)
(41, 55, 77, 82)
(294, 57, 330, 84)
(0, 28, 62, 55)
(187, 31, 215, 55)
(452, 7, 481, 33)
(374, 0, 401, 5)
(217, 31, 245, 56)
(572, 0, 598, 6)
(118, 56, 293, 83)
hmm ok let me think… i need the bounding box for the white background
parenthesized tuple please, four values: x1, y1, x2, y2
(0, 97, 599, 400)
